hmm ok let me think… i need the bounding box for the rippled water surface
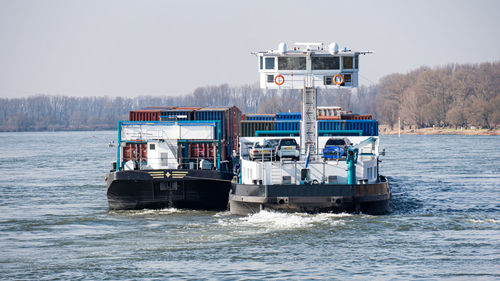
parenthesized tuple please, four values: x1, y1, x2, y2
(0, 131, 499, 280)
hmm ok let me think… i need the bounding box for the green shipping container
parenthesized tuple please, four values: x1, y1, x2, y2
(240, 121, 276, 137)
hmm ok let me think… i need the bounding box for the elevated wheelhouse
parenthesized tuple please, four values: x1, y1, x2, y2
(257, 42, 370, 89)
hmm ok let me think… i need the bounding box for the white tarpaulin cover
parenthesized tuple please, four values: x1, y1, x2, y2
(121, 122, 215, 141)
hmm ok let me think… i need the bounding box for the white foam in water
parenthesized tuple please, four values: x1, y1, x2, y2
(110, 207, 186, 216)
(155, 208, 185, 214)
(466, 218, 498, 224)
(213, 211, 231, 217)
(218, 211, 351, 231)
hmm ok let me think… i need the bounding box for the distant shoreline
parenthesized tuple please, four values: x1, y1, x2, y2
(1, 127, 499, 136)
(379, 126, 500, 136)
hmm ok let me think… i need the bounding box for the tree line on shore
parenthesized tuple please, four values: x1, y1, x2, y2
(0, 84, 370, 132)
(0, 61, 498, 132)
(376, 61, 499, 129)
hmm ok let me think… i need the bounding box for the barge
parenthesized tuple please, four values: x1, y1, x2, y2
(106, 106, 241, 210)
(229, 42, 391, 215)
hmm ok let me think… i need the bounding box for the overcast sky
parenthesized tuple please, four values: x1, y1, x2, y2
(0, 0, 499, 98)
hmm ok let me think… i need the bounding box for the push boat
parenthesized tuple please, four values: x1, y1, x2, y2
(106, 106, 241, 210)
(229, 42, 391, 215)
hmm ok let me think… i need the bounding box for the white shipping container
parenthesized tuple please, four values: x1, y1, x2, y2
(121, 123, 215, 141)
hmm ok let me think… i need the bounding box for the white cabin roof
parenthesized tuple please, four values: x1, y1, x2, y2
(257, 42, 372, 56)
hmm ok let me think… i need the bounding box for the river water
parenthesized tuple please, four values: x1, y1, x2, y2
(0, 131, 498, 280)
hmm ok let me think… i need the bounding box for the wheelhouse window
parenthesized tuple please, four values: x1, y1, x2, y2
(354, 55, 359, 69)
(278, 57, 306, 70)
(265, 57, 275, 69)
(312, 56, 340, 70)
(342, 56, 353, 69)
(260, 56, 263, 70)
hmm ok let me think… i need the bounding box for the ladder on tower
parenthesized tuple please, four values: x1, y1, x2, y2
(301, 85, 317, 157)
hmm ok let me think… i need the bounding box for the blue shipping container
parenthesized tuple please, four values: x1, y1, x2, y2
(255, 120, 378, 136)
(274, 121, 300, 131)
(195, 110, 227, 140)
(318, 120, 378, 136)
(276, 112, 301, 120)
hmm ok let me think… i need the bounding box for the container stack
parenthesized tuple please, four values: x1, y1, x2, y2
(274, 120, 300, 131)
(128, 105, 377, 158)
(128, 106, 241, 161)
(318, 120, 378, 136)
(129, 109, 162, 121)
(195, 106, 242, 158)
(240, 121, 275, 137)
(240, 109, 378, 137)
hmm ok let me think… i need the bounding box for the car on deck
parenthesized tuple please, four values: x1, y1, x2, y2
(322, 137, 352, 159)
(249, 140, 277, 161)
(275, 138, 300, 160)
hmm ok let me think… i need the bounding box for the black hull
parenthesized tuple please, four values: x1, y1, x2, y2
(229, 178, 391, 215)
(106, 169, 233, 210)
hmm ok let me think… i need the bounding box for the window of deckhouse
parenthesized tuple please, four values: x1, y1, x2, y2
(265, 57, 275, 69)
(312, 56, 340, 70)
(342, 56, 353, 69)
(278, 57, 306, 70)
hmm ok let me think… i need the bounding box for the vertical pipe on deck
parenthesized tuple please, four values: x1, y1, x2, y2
(347, 149, 357, 185)
(116, 121, 122, 171)
(217, 120, 221, 170)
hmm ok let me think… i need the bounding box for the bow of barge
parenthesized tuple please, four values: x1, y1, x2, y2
(106, 106, 241, 210)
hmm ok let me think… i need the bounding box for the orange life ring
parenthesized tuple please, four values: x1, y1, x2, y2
(274, 74, 285, 86)
(333, 74, 344, 85)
